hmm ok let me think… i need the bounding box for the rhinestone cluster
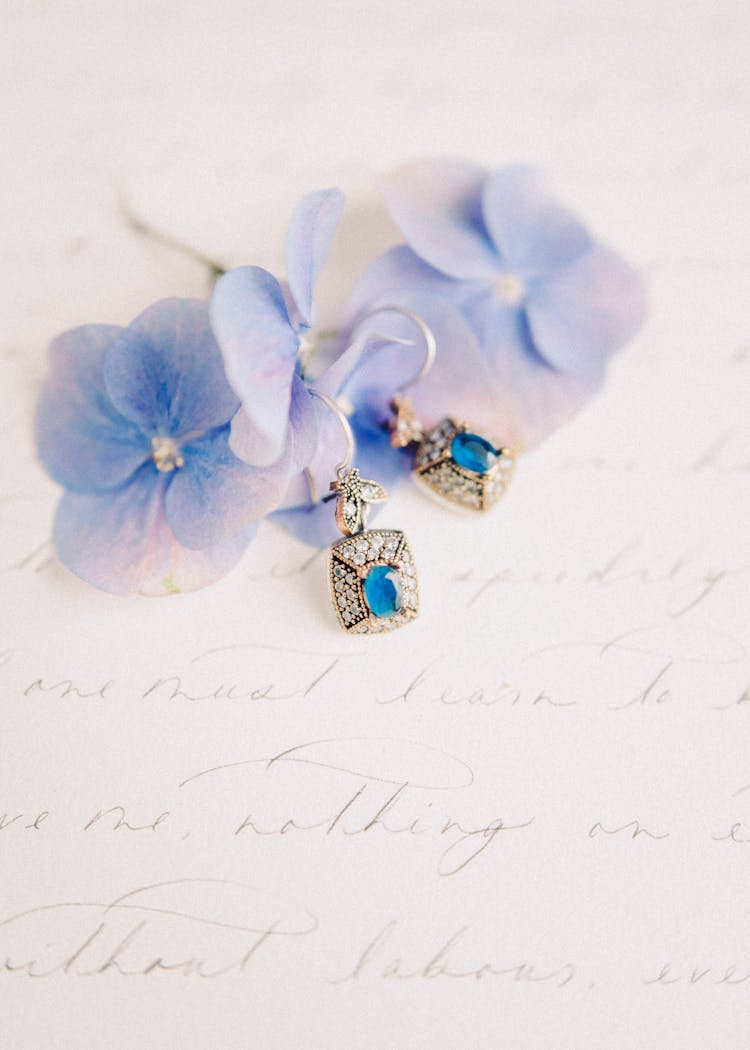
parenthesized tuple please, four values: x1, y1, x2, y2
(329, 529, 419, 634)
(414, 418, 514, 512)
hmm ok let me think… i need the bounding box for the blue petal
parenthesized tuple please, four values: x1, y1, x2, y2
(481, 166, 592, 280)
(350, 404, 415, 490)
(461, 292, 605, 448)
(164, 426, 290, 549)
(286, 188, 345, 326)
(103, 299, 240, 438)
(229, 372, 318, 475)
(228, 405, 283, 467)
(36, 324, 151, 493)
(381, 159, 500, 280)
(271, 500, 341, 549)
(312, 333, 371, 400)
(526, 243, 648, 374)
(286, 373, 320, 474)
(345, 244, 474, 325)
(210, 267, 299, 463)
(342, 246, 500, 427)
(54, 463, 256, 596)
(340, 244, 479, 411)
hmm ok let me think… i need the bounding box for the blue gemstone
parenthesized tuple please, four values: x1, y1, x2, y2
(450, 431, 499, 474)
(364, 565, 403, 618)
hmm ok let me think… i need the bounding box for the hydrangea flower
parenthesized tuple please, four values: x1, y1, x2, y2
(341, 159, 648, 457)
(211, 188, 397, 548)
(210, 187, 346, 474)
(36, 298, 289, 595)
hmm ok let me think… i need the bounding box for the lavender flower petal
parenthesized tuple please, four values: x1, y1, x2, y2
(36, 324, 151, 493)
(54, 464, 255, 596)
(481, 166, 592, 280)
(210, 266, 300, 463)
(164, 427, 288, 549)
(104, 298, 239, 437)
(285, 187, 345, 327)
(381, 159, 500, 280)
(526, 243, 649, 373)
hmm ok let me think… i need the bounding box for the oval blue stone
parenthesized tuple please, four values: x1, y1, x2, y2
(451, 431, 499, 474)
(363, 565, 403, 618)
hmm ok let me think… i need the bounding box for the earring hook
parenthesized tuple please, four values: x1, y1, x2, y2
(309, 389, 355, 476)
(304, 388, 356, 505)
(353, 305, 436, 394)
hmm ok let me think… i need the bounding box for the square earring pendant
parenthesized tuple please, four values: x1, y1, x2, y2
(329, 529, 419, 634)
(413, 418, 514, 512)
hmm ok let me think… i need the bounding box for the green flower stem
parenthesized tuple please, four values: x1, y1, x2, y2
(119, 198, 227, 283)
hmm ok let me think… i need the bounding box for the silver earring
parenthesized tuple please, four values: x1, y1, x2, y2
(309, 390, 419, 635)
(357, 306, 516, 513)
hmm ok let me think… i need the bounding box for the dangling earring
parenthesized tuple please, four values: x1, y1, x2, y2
(358, 306, 515, 513)
(309, 390, 419, 635)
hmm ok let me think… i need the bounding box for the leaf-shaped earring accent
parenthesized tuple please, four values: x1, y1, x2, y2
(330, 467, 388, 537)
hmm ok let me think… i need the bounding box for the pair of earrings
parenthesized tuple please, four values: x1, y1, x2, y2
(312, 308, 515, 635)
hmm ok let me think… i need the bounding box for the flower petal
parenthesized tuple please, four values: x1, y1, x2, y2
(164, 426, 289, 549)
(481, 166, 592, 280)
(54, 464, 255, 596)
(526, 243, 648, 374)
(36, 324, 151, 493)
(270, 499, 341, 549)
(210, 267, 299, 462)
(381, 159, 500, 280)
(285, 373, 320, 474)
(342, 246, 500, 427)
(285, 188, 345, 327)
(229, 371, 318, 475)
(312, 333, 371, 400)
(461, 292, 605, 448)
(103, 298, 239, 440)
(341, 243, 476, 403)
(345, 244, 475, 323)
(228, 405, 282, 467)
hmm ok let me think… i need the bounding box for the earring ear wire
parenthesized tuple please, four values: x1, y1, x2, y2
(354, 305, 437, 391)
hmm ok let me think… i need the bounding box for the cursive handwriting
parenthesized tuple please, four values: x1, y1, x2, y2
(180, 738, 533, 876)
(0, 879, 316, 979)
(333, 920, 576, 986)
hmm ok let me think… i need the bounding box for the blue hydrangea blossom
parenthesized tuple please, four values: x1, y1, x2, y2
(341, 159, 648, 456)
(36, 298, 289, 594)
(210, 188, 347, 474)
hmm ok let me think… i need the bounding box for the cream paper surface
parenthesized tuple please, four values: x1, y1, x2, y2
(1, 2, 749, 1047)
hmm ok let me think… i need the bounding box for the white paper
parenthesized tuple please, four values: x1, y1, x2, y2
(1, 2, 749, 1047)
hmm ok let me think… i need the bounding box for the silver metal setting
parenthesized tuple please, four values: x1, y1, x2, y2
(355, 305, 437, 393)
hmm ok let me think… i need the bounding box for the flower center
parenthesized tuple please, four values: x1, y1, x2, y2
(297, 332, 315, 358)
(151, 436, 184, 473)
(495, 271, 525, 305)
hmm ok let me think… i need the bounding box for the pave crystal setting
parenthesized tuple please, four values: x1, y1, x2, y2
(414, 418, 514, 511)
(329, 529, 418, 634)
